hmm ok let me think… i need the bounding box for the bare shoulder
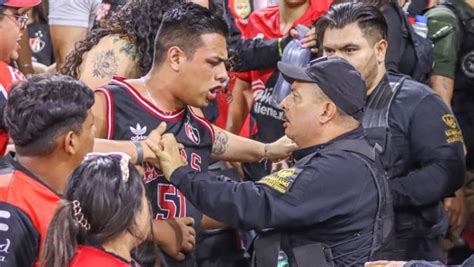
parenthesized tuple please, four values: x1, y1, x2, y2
(79, 34, 141, 87)
(90, 34, 140, 62)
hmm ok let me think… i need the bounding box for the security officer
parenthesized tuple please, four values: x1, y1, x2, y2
(315, 2, 466, 261)
(149, 57, 393, 266)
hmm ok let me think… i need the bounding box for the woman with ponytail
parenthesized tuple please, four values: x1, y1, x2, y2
(41, 152, 152, 267)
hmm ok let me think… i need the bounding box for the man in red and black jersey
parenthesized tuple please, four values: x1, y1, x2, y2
(0, 75, 95, 267)
(93, 3, 296, 266)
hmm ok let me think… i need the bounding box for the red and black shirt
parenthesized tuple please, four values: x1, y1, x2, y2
(0, 154, 61, 267)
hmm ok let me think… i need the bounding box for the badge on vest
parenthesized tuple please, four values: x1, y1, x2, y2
(461, 51, 474, 78)
(257, 168, 300, 193)
(442, 114, 464, 143)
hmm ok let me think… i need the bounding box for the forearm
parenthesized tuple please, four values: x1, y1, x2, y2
(200, 215, 228, 230)
(150, 219, 176, 243)
(170, 166, 277, 230)
(50, 25, 87, 69)
(429, 75, 454, 107)
(93, 138, 141, 164)
(16, 28, 34, 75)
(390, 158, 465, 207)
(226, 78, 252, 134)
(225, 91, 249, 135)
(211, 126, 265, 162)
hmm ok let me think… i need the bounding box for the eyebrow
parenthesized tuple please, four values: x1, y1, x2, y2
(211, 55, 228, 62)
(323, 43, 358, 50)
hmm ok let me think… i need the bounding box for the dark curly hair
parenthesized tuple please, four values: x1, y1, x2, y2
(4, 74, 94, 156)
(60, 0, 185, 78)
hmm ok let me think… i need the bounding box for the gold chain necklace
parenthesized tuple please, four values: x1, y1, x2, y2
(141, 77, 159, 107)
(140, 77, 174, 115)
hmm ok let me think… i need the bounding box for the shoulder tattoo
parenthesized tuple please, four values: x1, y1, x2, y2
(112, 37, 139, 61)
(92, 49, 119, 78)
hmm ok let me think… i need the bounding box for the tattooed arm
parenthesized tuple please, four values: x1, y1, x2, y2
(78, 34, 141, 89)
(211, 126, 265, 162)
(210, 125, 296, 162)
(188, 107, 296, 162)
(429, 75, 454, 108)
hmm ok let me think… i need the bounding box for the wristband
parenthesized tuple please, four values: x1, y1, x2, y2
(262, 143, 269, 161)
(278, 38, 284, 57)
(132, 141, 144, 165)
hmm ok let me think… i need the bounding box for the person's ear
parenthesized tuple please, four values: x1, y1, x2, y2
(319, 101, 337, 124)
(63, 131, 79, 156)
(167, 46, 186, 72)
(375, 39, 387, 64)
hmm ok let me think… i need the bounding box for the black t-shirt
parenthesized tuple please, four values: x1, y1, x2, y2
(27, 22, 54, 66)
(0, 201, 40, 267)
(367, 74, 465, 208)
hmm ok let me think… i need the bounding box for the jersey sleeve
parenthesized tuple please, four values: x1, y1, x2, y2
(426, 7, 462, 79)
(0, 202, 40, 267)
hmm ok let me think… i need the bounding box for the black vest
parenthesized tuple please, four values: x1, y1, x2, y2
(445, 0, 474, 113)
(97, 78, 214, 227)
(252, 139, 393, 267)
(362, 73, 448, 245)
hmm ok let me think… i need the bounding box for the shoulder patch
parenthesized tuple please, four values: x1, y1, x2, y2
(257, 168, 300, 193)
(442, 114, 464, 143)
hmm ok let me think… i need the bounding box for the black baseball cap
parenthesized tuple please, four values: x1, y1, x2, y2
(277, 56, 367, 120)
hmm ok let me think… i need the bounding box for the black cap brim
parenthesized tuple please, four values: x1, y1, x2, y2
(277, 62, 314, 84)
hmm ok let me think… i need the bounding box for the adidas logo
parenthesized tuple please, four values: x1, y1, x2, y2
(130, 123, 147, 141)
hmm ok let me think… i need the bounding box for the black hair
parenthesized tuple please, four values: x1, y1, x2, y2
(4, 74, 94, 156)
(315, 2, 388, 45)
(331, 0, 391, 10)
(41, 155, 149, 267)
(153, 2, 229, 65)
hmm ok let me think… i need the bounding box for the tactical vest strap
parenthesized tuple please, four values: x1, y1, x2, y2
(363, 74, 406, 153)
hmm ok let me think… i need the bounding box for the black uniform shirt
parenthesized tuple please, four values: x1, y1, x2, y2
(170, 127, 378, 261)
(370, 74, 465, 208)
